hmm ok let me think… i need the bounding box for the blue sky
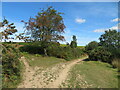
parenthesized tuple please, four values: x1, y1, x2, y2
(2, 2, 118, 46)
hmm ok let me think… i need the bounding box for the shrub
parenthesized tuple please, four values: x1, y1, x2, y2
(112, 58, 120, 69)
(85, 41, 98, 54)
(2, 44, 21, 88)
(46, 44, 84, 60)
(19, 45, 43, 54)
(89, 46, 112, 63)
(70, 41, 77, 48)
(19, 41, 84, 61)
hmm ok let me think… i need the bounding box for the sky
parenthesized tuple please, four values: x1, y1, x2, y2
(2, 2, 119, 46)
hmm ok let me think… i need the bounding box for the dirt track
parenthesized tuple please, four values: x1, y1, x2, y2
(18, 57, 86, 88)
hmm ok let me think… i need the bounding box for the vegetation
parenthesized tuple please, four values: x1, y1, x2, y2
(70, 35, 77, 48)
(85, 30, 120, 69)
(22, 6, 65, 42)
(89, 46, 112, 63)
(19, 41, 84, 60)
(2, 44, 22, 88)
(1, 6, 119, 88)
(99, 30, 120, 58)
(64, 61, 118, 88)
(1, 18, 17, 42)
(0, 19, 22, 88)
(85, 41, 98, 54)
(22, 52, 66, 68)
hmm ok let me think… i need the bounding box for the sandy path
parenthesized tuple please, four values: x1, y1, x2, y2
(47, 58, 85, 88)
(18, 56, 87, 88)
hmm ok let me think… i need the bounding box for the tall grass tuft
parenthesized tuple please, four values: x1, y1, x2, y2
(112, 58, 120, 69)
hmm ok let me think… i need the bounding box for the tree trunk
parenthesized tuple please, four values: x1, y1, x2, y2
(44, 48, 47, 56)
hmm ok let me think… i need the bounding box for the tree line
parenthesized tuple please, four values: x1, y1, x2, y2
(0, 6, 84, 88)
(85, 30, 120, 69)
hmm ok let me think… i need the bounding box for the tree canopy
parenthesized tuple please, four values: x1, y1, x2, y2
(99, 29, 120, 58)
(70, 35, 77, 48)
(85, 41, 98, 54)
(0, 19, 17, 42)
(22, 6, 66, 42)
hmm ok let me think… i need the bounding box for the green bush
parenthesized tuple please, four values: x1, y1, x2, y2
(89, 46, 112, 63)
(2, 44, 22, 88)
(85, 41, 98, 54)
(47, 44, 84, 60)
(19, 41, 84, 61)
(19, 45, 43, 54)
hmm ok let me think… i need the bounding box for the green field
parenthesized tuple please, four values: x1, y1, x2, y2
(61, 60, 118, 88)
(22, 52, 67, 68)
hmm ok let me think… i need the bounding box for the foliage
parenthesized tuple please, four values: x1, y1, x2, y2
(99, 30, 120, 58)
(16, 33, 31, 42)
(86, 30, 120, 67)
(45, 43, 84, 60)
(70, 35, 77, 48)
(85, 41, 98, 54)
(2, 44, 21, 88)
(19, 45, 43, 54)
(22, 6, 65, 42)
(19, 42, 84, 60)
(1, 18, 17, 42)
(89, 46, 112, 63)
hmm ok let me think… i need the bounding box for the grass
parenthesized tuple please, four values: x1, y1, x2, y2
(60, 44, 85, 49)
(77, 46, 85, 49)
(22, 52, 67, 68)
(65, 60, 118, 88)
(60, 44, 66, 47)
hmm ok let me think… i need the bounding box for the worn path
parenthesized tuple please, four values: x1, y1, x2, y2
(18, 56, 87, 88)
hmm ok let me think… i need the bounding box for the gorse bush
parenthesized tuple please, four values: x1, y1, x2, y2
(19, 45, 43, 54)
(47, 45, 84, 60)
(85, 30, 120, 68)
(85, 41, 98, 54)
(20, 41, 84, 60)
(2, 44, 21, 88)
(89, 46, 112, 63)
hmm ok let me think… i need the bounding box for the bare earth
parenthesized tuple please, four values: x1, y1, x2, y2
(18, 57, 87, 88)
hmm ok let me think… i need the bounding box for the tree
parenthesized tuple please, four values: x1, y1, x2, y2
(0, 18, 17, 42)
(22, 6, 66, 56)
(85, 41, 98, 54)
(22, 6, 65, 42)
(99, 29, 120, 58)
(73, 35, 77, 42)
(89, 46, 112, 63)
(16, 33, 31, 42)
(70, 35, 77, 48)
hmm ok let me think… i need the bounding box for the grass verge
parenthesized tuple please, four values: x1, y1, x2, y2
(63, 60, 118, 88)
(22, 52, 67, 68)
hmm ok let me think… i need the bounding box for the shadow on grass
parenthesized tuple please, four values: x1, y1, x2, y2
(83, 58, 90, 61)
(82, 58, 115, 69)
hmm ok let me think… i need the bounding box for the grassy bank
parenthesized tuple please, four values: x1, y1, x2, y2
(22, 52, 67, 68)
(61, 60, 118, 88)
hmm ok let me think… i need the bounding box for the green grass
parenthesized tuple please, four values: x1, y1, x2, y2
(60, 44, 66, 47)
(60, 44, 85, 49)
(77, 46, 85, 49)
(66, 60, 118, 88)
(22, 52, 67, 68)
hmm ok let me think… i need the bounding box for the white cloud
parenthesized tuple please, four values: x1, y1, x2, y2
(93, 23, 119, 33)
(93, 29, 107, 33)
(75, 18, 86, 24)
(111, 18, 120, 22)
